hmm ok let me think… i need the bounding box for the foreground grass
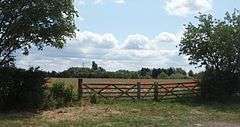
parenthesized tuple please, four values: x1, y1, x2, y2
(1, 99, 240, 127)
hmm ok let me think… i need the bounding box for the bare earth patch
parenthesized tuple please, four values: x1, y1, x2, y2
(40, 105, 123, 122)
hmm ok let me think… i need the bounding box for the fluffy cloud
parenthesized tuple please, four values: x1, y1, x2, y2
(122, 34, 153, 50)
(122, 32, 180, 50)
(74, 31, 118, 49)
(164, 0, 213, 16)
(16, 31, 198, 72)
(154, 32, 178, 43)
(114, 0, 125, 4)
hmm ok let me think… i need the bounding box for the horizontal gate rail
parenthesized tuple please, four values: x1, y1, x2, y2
(77, 79, 199, 101)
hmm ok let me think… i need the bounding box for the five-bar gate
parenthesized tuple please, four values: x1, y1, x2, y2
(77, 79, 200, 100)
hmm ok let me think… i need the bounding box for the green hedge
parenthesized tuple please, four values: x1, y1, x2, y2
(0, 67, 46, 110)
(200, 69, 240, 101)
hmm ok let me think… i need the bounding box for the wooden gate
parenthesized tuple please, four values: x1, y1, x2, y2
(78, 79, 200, 100)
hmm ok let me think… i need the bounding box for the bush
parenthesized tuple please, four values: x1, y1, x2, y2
(90, 93, 97, 104)
(200, 69, 240, 101)
(0, 67, 46, 110)
(45, 82, 76, 108)
(157, 72, 168, 79)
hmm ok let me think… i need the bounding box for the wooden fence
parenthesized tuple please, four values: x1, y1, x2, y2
(77, 79, 200, 100)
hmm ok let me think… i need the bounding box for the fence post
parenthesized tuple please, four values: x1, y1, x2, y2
(154, 82, 159, 101)
(78, 78, 83, 100)
(137, 82, 141, 100)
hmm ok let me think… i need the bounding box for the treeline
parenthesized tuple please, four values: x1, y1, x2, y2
(47, 61, 197, 79)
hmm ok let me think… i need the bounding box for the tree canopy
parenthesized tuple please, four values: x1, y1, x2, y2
(0, 0, 77, 67)
(179, 10, 240, 74)
(56, 61, 190, 79)
(179, 10, 240, 99)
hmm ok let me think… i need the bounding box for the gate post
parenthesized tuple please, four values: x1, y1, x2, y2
(154, 82, 159, 101)
(137, 82, 141, 100)
(78, 78, 83, 100)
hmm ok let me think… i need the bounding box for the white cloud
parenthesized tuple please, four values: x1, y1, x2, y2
(154, 32, 178, 43)
(122, 32, 179, 50)
(16, 31, 200, 72)
(74, 31, 118, 49)
(76, 0, 85, 6)
(114, 0, 125, 4)
(122, 34, 153, 50)
(94, 0, 103, 4)
(164, 0, 212, 16)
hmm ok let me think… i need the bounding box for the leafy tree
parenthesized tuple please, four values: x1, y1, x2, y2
(175, 68, 187, 75)
(98, 67, 106, 72)
(165, 67, 175, 76)
(0, 0, 77, 67)
(92, 61, 98, 70)
(179, 10, 240, 73)
(158, 72, 168, 79)
(152, 68, 159, 79)
(188, 70, 194, 77)
(179, 10, 240, 99)
(139, 68, 151, 77)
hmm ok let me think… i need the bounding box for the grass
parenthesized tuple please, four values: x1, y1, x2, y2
(1, 99, 240, 127)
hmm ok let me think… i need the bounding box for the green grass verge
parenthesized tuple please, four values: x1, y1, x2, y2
(0, 99, 240, 127)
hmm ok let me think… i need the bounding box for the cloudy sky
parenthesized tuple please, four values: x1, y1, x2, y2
(16, 0, 240, 72)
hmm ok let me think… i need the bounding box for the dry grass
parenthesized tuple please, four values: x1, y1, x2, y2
(40, 102, 123, 123)
(1, 99, 240, 127)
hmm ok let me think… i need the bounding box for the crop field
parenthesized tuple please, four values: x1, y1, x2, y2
(47, 78, 196, 89)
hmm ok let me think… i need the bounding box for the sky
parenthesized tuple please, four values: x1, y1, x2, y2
(16, 0, 240, 72)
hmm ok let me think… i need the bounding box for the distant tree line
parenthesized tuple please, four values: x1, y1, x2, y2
(46, 61, 196, 79)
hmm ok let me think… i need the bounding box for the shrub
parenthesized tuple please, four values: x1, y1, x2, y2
(157, 72, 168, 79)
(90, 93, 97, 104)
(200, 69, 240, 101)
(46, 82, 76, 108)
(0, 67, 46, 110)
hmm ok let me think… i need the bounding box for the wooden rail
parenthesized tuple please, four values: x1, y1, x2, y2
(77, 79, 200, 100)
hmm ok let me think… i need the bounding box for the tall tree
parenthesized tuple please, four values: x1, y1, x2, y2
(179, 10, 240, 74)
(188, 70, 194, 77)
(0, 0, 77, 67)
(179, 10, 240, 98)
(92, 61, 98, 70)
(139, 68, 151, 77)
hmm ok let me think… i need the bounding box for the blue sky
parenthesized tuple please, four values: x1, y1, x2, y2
(16, 0, 240, 72)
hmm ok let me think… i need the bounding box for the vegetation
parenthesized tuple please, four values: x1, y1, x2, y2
(0, 0, 77, 67)
(179, 10, 240, 99)
(51, 62, 193, 79)
(0, 67, 46, 110)
(188, 70, 194, 77)
(0, 99, 240, 127)
(1, 1, 239, 126)
(45, 82, 76, 109)
(0, 67, 77, 111)
(90, 93, 98, 104)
